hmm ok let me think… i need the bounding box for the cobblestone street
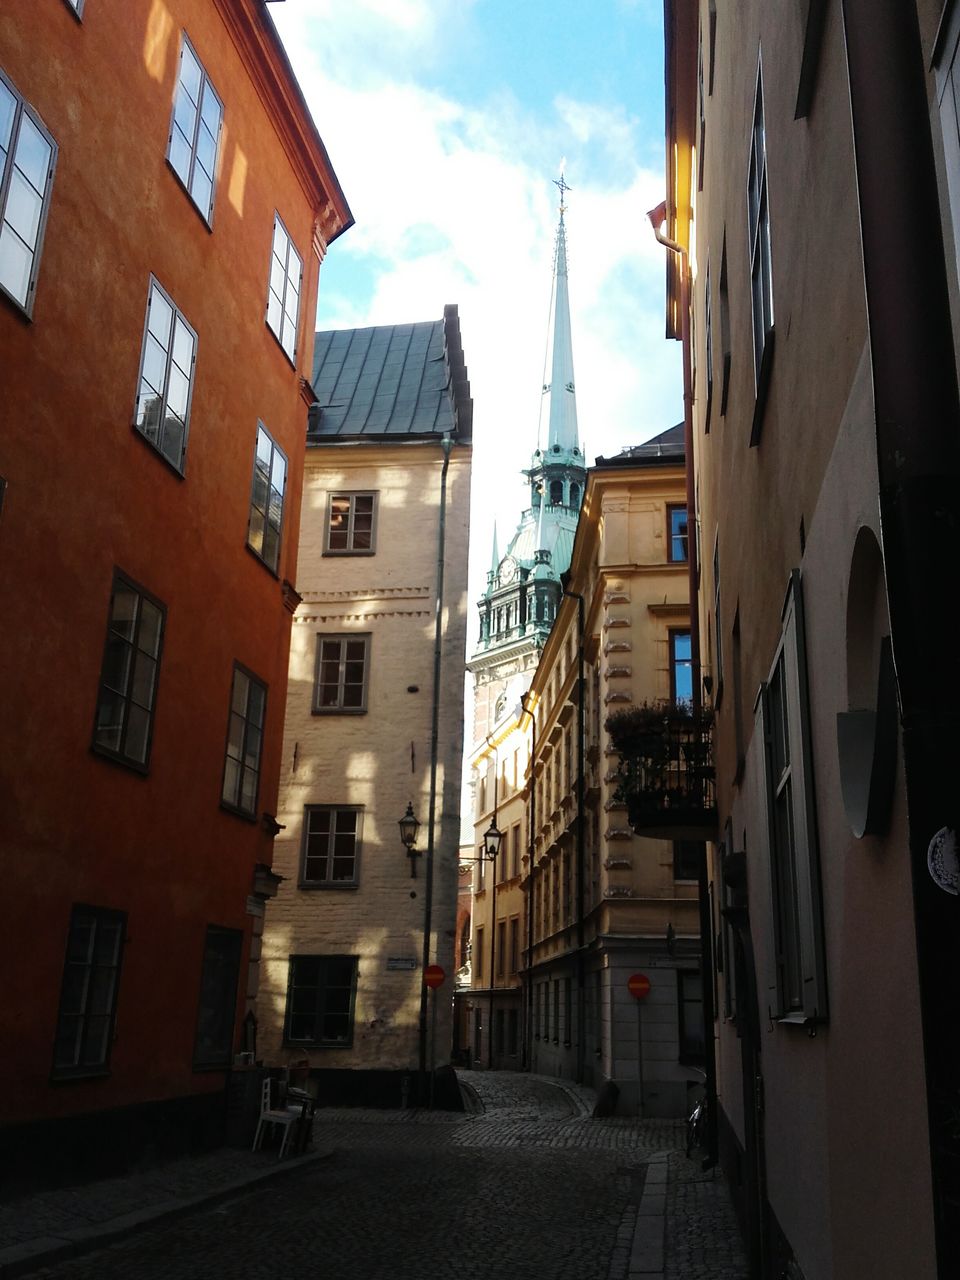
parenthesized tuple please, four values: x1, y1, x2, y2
(7, 1073, 747, 1280)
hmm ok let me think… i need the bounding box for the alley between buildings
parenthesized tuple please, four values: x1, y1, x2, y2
(5, 1072, 745, 1280)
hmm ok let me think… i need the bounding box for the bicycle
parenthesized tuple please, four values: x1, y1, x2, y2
(685, 1068, 708, 1158)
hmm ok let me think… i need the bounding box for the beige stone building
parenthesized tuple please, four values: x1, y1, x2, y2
(523, 429, 700, 1116)
(257, 308, 472, 1105)
(655, 1, 960, 1275)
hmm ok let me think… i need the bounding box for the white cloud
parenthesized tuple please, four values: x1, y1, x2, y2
(270, 1, 682, 618)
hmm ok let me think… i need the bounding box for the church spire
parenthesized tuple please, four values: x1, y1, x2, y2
(542, 172, 579, 455)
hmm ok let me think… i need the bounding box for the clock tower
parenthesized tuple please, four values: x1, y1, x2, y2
(468, 179, 586, 745)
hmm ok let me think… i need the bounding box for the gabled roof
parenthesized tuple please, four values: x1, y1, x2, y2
(308, 306, 472, 443)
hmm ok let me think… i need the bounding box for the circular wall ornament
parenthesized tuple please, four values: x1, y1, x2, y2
(927, 826, 959, 895)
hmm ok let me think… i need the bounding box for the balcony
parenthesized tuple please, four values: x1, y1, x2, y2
(605, 702, 718, 840)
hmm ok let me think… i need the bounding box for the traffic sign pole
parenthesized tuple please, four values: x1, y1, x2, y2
(627, 973, 651, 1118)
(423, 965, 445, 1110)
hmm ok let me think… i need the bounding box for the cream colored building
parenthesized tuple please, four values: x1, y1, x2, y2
(657, 2, 960, 1275)
(526, 429, 700, 1116)
(257, 308, 472, 1105)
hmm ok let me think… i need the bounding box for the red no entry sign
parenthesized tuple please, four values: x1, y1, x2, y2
(628, 973, 651, 1000)
(424, 964, 446, 989)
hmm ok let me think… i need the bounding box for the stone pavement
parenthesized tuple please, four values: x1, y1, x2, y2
(1, 1071, 747, 1280)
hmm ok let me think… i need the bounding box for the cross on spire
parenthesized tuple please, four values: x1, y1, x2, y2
(553, 171, 571, 214)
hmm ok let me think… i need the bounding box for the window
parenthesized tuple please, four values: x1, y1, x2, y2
(747, 62, 774, 431)
(325, 492, 377, 554)
(285, 955, 358, 1047)
(550, 479, 563, 505)
(133, 278, 197, 472)
(674, 840, 703, 882)
(762, 571, 827, 1022)
(496, 921, 506, 978)
(301, 806, 361, 887)
(697, 27, 706, 190)
(509, 916, 519, 975)
(247, 424, 287, 573)
(0, 69, 56, 316)
(713, 538, 725, 698)
(795, 0, 828, 119)
(570, 482, 581, 508)
(704, 261, 714, 425)
(669, 629, 693, 706)
(92, 572, 165, 770)
(167, 34, 223, 224)
(266, 214, 302, 362)
(678, 970, 705, 1063)
(193, 926, 242, 1068)
(475, 929, 484, 984)
(53, 906, 125, 1077)
(221, 665, 266, 817)
(511, 823, 521, 878)
(668, 505, 688, 563)
(719, 236, 731, 415)
(313, 634, 370, 713)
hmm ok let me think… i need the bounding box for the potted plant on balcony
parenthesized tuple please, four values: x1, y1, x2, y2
(605, 701, 716, 836)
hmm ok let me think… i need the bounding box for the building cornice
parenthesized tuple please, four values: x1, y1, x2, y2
(213, 0, 353, 246)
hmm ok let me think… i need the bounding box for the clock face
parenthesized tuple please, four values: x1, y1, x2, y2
(500, 556, 517, 584)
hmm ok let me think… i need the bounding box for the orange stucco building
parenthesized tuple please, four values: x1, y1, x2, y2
(0, 0, 350, 1183)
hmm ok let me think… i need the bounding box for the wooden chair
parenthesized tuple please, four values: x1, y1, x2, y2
(252, 1075, 299, 1159)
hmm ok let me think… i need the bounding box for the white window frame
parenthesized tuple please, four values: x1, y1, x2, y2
(166, 33, 223, 226)
(313, 633, 371, 714)
(0, 69, 57, 318)
(246, 423, 287, 573)
(934, 2, 960, 287)
(133, 277, 198, 473)
(761, 570, 827, 1024)
(747, 58, 774, 399)
(266, 213, 303, 363)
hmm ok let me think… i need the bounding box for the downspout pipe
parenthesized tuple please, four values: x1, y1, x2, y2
(418, 432, 453, 1101)
(562, 588, 587, 1086)
(647, 202, 718, 1170)
(841, 4, 960, 1268)
(485, 732, 500, 1071)
(520, 690, 537, 1071)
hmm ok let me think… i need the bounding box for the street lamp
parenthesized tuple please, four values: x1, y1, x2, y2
(398, 801, 421, 877)
(483, 817, 503, 860)
(476, 816, 503, 1069)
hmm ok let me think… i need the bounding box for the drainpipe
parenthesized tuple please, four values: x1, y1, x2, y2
(841, 4, 960, 1269)
(418, 432, 453, 1101)
(520, 690, 537, 1070)
(562, 589, 587, 1085)
(647, 202, 718, 1170)
(486, 732, 500, 1070)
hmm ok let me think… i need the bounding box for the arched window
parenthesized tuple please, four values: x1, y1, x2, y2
(569, 482, 580, 508)
(550, 480, 563, 505)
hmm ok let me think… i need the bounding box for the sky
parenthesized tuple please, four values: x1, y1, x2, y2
(270, 0, 683, 624)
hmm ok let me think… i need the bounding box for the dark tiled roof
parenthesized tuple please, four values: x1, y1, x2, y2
(594, 421, 685, 466)
(308, 308, 472, 441)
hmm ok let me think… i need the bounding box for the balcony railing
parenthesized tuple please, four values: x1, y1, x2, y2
(606, 703, 718, 840)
